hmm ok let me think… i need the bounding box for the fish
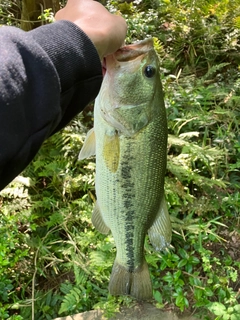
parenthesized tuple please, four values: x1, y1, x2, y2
(79, 38, 172, 300)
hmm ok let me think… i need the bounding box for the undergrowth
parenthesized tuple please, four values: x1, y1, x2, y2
(0, 0, 240, 319)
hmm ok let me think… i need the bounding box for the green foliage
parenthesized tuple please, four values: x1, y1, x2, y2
(59, 286, 84, 314)
(147, 233, 240, 314)
(1, 0, 240, 319)
(38, 9, 54, 23)
(208, 302, 240, 320)
(0, 0, 19, 26)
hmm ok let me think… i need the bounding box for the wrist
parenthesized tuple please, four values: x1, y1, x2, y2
(29, 20, 103, 92)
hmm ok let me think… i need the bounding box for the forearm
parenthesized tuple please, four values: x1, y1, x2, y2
(30, 20, 103, 132)
(0, 21, 102, 190)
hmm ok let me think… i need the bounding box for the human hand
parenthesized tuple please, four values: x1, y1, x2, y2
(55, 0, 127, 60)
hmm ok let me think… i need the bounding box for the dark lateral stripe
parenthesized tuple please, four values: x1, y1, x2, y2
(120, 142, 136, 272)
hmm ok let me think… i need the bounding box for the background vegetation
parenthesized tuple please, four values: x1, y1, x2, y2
(0, 0, 239, 319)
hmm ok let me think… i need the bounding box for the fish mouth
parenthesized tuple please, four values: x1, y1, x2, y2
(114, 38, 154, 62)
(102, 38, 154, 75)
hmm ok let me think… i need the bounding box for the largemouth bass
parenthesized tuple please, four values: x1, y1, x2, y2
(79, 38, 172, 300)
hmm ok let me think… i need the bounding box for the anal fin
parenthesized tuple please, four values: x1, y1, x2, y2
(148, 197, 172, 251)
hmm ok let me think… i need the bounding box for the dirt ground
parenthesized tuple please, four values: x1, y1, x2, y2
(54, 303, 198, 320)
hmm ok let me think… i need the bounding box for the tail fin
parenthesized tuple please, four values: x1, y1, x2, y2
(108, 258, 152, 300)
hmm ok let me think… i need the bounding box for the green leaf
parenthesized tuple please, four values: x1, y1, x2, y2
(208, 302, 227, 316)
(205, 287, 214, 297)
(233, 305, 240, 312)
(177, 259, 187, 268)
(231, 314, 240, 320)
(153, 290, 162, 303)
(162, 272, 173, 283)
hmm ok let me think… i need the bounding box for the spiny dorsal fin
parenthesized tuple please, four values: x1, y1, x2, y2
(78, 128, 96, 160)
(148, 197, 172, 251)
(92, 201, 110, 234)
(103, 133, 120, 173)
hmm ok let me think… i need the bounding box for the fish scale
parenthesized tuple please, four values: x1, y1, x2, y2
(79, 38, 172, 300)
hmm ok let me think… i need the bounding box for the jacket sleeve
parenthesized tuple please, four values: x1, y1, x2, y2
(0, 21, 103, 190)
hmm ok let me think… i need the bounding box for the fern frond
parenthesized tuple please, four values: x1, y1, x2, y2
(59, 287, 82, 314)
(199, 62, 230, 83)
(46, 212, 64, 229)
(73, 264, 87, 286)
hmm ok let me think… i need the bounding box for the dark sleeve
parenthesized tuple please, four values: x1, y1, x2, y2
(0, 21, 103, 190)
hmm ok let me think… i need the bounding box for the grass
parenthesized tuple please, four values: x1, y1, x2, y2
(0, 0, 240, 319)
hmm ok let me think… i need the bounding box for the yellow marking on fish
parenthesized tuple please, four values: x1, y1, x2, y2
(103, 133, 120, 173)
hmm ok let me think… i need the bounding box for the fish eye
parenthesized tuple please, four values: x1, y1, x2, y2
(144, 65, 155, 78)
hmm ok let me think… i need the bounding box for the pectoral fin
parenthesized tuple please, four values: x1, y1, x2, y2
(78, 128, 96, 160)
(92, 201, 110, 234)
(103, 133, 120, 173)
(148, 197, 172, 251)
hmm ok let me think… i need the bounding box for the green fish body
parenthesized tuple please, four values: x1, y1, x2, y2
(79, 39, 171, 300)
